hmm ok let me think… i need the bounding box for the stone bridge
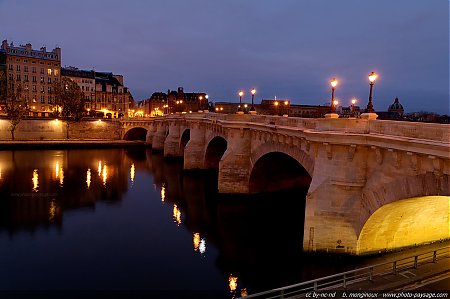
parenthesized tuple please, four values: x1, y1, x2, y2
(120, 114, 450, 255)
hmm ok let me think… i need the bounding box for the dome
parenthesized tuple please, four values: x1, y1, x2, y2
(388, 97, 404, 112)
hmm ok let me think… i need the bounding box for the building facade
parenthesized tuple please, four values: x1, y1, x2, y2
(94, 72, 134, 118)
(1, 40, 61, 117)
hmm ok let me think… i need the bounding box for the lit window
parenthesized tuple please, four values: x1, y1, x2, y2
(54, 69, 59, 76)
(47, 69, 52, 76)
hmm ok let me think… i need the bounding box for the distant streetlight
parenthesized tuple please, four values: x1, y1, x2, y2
(199, 95, 203, 111)
(366, 72, 377, 113)
(250, 88, 256, 112)
(274, 100, 279, 115)
(330, 78, 338, 113)
(351, 98, 357, 117)
(238, 90, 244, 113)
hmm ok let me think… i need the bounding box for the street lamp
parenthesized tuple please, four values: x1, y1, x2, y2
(366, 72, 377, 113)
(250, 88, 256, 113)
(199, 95, 203, 111)
(351, 98, 357, 117)
(330, 78, 338, 113)
(274, 100, 279, 115)
(238, 90, 244, 113)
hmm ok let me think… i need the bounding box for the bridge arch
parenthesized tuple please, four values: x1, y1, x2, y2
(180, 129, 190, 154)
(249, 152, 312, 193)
(205, 136, 227, 170)
(251, 142, 314, 177)
(124, 127, 148, 141)
(357, 173, 450, 254)
(357, 195, 450, 255)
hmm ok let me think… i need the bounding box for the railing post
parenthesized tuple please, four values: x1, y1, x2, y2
(433, 251, 437, 263)
(369, 267, 373, 281)
(393, 261, 397, 275)
(343, 274, 346, 288)
(280, 289, 284, 299)
(414, 256, 418, 269)
(314, 281, 318, 291)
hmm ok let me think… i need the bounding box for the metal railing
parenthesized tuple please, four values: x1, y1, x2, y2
(241, 245, 450, 299)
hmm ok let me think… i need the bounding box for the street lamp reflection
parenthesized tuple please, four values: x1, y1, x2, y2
(161, 184, 165, 202)
(199, 238, 206, 255)
(173, 204, 181, 225)
(130, 163, 135, 183)
(193, 233, 200, 251)
(86, 168, 91, 189)
(102, 164, 108, 186)
(32, 169, 39, 192)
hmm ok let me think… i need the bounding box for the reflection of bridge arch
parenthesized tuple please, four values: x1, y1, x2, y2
(205, 136, 227, 170)
(357, 195, 450, 254)
(251, 142, 314, 177)
(124, 127, 148, 141)
(249, 152, 312, 193)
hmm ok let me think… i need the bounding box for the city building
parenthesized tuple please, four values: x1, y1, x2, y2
(377, 97, 405, 120)
(1, 40, 61, 117)
(61, 66, 95, 112)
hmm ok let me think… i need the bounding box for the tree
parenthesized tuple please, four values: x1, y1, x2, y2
(0, 71, 30, 140)
(52, 77, 85, 139)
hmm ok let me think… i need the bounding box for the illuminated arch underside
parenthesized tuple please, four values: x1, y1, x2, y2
(357, 196, 450, 255)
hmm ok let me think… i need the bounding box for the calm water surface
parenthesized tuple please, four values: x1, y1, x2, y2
(0, 148, 370, 298)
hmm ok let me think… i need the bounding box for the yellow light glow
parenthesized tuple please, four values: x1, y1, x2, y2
(244, 104, 248, 108)
(199, 96, 203, 100)
(238, 90, 244, 97)
(130, 163, 135, 183)
(284, 100, 288, 105)
(333, 100, 339, 106)
(357, 196, 450, 255)
(98, 161, 102, 176)
(55, 161, 60, 178)
(86, 168, 91, 189)
(215, 107, 219, 111)
(274, 101, 279, 106)
(55, 118, 59, 122)
(369, 72, 377, 83)
(49, 201, 56, 222)
(32, 169, 39, 192)
(0, 167, 2, 180)
(351, 98, 357, 105)
(173, 204, 181, 225)
(241, 288, 248, 297)
(251, 88, 256, 95)
(330, 78, 338, 88)
(193, 233, 200, 251)
(229, 275, 238, 292)
(102, 164, 107, 186)
(59, 167, 64, 187)
(161, 184, 165, 202)
(205, 95, 208, 99)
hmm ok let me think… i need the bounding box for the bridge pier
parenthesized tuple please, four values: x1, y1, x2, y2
(303, 144, 368, 254)
(218, 128, 252, 194)
(146, 123, 157, 145)
(152, 123, 167, 151)
(164, 123, 184, 158)
(184, 122, 207, 170)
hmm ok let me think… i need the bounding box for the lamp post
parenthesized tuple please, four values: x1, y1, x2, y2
(283, 100, 289, 117)
(366, 72, 377, 113)
(330, 78, 338, 113)
(204, 95, 209, 112)
(237, 90, 244, 114)
(250, 88, 256, 114)
(274, 101, 279, 116)
(351, 98, 357, 117)
(198, 95, 203, 112)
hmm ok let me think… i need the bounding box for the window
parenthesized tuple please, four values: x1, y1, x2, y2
(32, 76, 37, 83)
(47, 69, 52, 76)
(40, 77, 44, 83)
(32, 85, 37, 92)
(16, 65, 20, 71)
(48, 78, 52, 84)
(8, 74, 13, 80)
(32, 67, 36, 73)
(40, 68, 44, 74)
(24, 66, 28, 72)
(8, 64, 13, 70)
(54, 69, 59, 76)
(41, 87, 45, 93)
(97, 98, 100, 102)
(24, 75, 28, 82)
(41, 106, 45, 111)
(48, 87, 52, 93)
(16, 74, 21, 81)
(40, 96, 45, 103)
(107, 97, 111, 102)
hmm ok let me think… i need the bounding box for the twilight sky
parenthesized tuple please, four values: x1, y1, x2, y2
(0, 0, 448, 113)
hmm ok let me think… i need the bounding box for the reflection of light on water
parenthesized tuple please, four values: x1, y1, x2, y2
(193, 233, 200, 251)
(173, 204, 181, 225)
(32, 169, 39, 192)
(55, 161, 59, 178)
(102, 164, 108, 186)
(229, 275, 238, 292)
(86, 168, 91, 189)
(0, 167, 2, 180)
(59, 167, 64, 187)
(130, 163, 135, 183)
(49, 201, 56, 222)
(241, 288, 248, 297)
(199, 238, 206, 255)
(161, 184, 165, 202)
(98, 161, 102, 176)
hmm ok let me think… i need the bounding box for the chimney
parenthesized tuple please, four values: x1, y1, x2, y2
(1, 40, 8, 50)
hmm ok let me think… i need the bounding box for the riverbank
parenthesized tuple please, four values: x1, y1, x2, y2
(0, 139, 147, 149)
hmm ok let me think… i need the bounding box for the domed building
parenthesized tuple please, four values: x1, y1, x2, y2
(388, 97, 404, 116)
